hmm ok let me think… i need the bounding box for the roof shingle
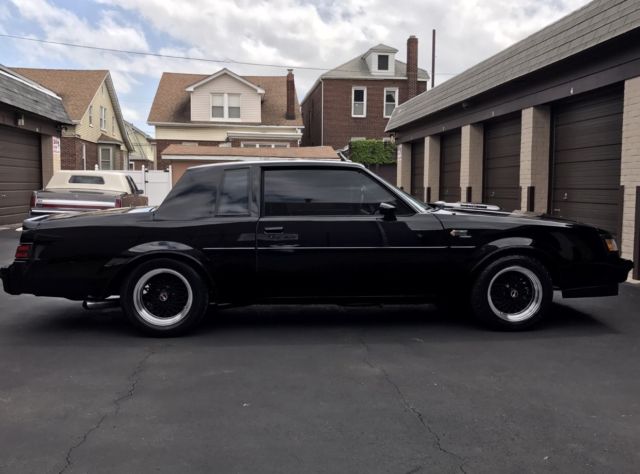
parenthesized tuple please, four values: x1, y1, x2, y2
(12, 68, 108, 121)
(148, 72, 303, 126)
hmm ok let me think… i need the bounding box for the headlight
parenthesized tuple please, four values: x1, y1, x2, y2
(604, 237, 618, 253)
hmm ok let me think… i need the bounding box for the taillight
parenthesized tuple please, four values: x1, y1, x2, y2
(115, 197, 122, 208)
(30, 192, 37, 208)
(15, 243, 32, 260)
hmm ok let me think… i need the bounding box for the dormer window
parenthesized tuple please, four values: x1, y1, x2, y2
(211, 93, 241, 120)
(377, 55, 389, 71)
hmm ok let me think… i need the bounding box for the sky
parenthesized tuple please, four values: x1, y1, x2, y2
(0, 0, 591, 135)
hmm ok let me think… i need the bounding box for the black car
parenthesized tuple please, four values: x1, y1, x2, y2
(1, 161, 633, 336)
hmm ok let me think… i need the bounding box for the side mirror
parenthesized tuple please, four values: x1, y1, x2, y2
(379, 202, 397, 221)
(136, 189, 144, 195)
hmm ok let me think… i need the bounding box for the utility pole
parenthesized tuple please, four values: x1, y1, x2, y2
(431, 29, 436, 89)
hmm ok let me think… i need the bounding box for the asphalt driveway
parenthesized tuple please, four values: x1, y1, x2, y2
(0, 228, 639, 473)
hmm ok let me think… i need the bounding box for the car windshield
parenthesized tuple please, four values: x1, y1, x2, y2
(397, 188, 431, 211)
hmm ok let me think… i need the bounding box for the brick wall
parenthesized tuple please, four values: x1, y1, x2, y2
(519, 106, 550, 212)
(155, 139, 224, 170)
(60, 137, 98, 170)
(301, 83, 323, 146)
(460, 124, 483, 202)
(620, 76, 640, 269)
(318, 79, 427, 150)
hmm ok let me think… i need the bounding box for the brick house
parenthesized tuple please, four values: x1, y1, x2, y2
(148, 68, 304, 170)
(12, 69, 133, 171)
(387, 0, 640, 280)
(300, 37, 429, 150)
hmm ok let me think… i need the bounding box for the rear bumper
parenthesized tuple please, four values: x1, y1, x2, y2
(0, 263, 25, 295)
(560, 257, 634, 298)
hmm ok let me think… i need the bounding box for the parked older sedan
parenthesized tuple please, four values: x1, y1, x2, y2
(1, 161, 633, 336)
(30, 170, 148, 216)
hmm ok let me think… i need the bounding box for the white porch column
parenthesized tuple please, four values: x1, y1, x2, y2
(460, 124, 484, 202)
(519, 106, 551, 212)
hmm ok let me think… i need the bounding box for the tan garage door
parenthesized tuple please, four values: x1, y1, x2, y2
(0, 125, 41, 225)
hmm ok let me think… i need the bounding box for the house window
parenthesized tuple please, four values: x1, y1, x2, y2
(211, 93, 241, 120)
(99, 147, 113, 170)
(352, 87, 366, 118)
(377, 54, 389, 71)
(384, 87, 398, 118)
(241, 142, 290, 148)
(99, 106, 107, 130)
(88, 105, 93, 126)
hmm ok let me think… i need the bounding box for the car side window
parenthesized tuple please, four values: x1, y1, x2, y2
(218, 168, 250, 215)
(263, 168, 412, 217)
(126, 176, 138, 194)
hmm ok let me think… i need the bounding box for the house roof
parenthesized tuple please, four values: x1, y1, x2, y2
(97, 133, 122, 145)
(363, 43, 399, 57)
(0, 66, 71, 124)
(161, 144, 338, 160)
(124, 120, 153, 140)
(148, 72, 303, 126)
(319, 47, 429, 81)
(13, 68, 134, 151)
(386, 0, 640, 131)
(12, 68, 107, 121)
(185, 68, 266, 94)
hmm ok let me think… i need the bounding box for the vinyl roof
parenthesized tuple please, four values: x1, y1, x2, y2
(162, 144, 339, 159)
(386, 0, 640, 131)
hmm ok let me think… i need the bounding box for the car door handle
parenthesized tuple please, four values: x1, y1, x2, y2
(263, 226, 284, 234)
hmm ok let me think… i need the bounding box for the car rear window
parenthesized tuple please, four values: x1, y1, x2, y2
(218, 168, 250, 215)
(68, 175, 105, 185)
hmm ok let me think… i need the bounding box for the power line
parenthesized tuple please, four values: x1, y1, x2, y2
(0, 32, 460, 76)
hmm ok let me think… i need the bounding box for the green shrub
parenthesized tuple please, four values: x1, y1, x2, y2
(349, 139, 396, 165)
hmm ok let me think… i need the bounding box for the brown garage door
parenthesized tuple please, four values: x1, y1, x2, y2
(410, 139, 425, 200)
(0, 125, 42, 225)
(483, 113, 522, 211)
(439, 129, 461, 202)
(550, 85, 623, 236)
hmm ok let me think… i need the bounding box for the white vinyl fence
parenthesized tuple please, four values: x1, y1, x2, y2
(127, 166, 173, 206)
(101, 165, 173, 206)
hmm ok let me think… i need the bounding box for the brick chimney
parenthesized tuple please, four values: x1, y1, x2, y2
(286, 69, 295, 120)
(407, 35, 418, 99)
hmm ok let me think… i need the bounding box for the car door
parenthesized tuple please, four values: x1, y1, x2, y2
(256, 166, 445, 299)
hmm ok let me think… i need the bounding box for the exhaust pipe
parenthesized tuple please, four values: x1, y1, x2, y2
(82, 298, 120, 310)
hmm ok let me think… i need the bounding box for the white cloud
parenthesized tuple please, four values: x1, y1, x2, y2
(1, 0, 591, 133)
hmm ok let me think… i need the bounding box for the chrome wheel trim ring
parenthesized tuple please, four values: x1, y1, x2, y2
(133, 268, 193, 327)
(487, 265, 543, 323)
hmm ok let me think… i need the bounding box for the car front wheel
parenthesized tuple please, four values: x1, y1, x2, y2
(470, 255, 552, 330)
(121, 258, 209, 336)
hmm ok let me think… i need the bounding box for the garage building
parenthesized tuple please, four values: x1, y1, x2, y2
(0, 67, 71, 225)
(388, 0, 640, 279)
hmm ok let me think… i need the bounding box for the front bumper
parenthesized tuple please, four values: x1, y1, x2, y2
(560, 257, 634, 298)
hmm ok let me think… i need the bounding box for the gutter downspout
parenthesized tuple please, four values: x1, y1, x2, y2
(320, 79, 324, 146)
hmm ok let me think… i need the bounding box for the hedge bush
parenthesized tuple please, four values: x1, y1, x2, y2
(349, 139, 396, 165)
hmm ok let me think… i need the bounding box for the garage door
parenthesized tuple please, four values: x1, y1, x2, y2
(483, 114, 521, 211)
(410, 139, 425, 201)
(439, 129, 461, 202)
(0, 125, 42, 225)
(551, 85, 623, 236)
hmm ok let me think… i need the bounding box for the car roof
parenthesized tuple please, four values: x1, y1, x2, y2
(188, 159, 365, 170)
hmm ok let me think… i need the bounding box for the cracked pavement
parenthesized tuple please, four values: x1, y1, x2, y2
(1, 229, 640, 473)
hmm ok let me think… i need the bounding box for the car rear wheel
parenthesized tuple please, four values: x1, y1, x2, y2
(470, 255, 552, 330)
(121, 258, 209, 336)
